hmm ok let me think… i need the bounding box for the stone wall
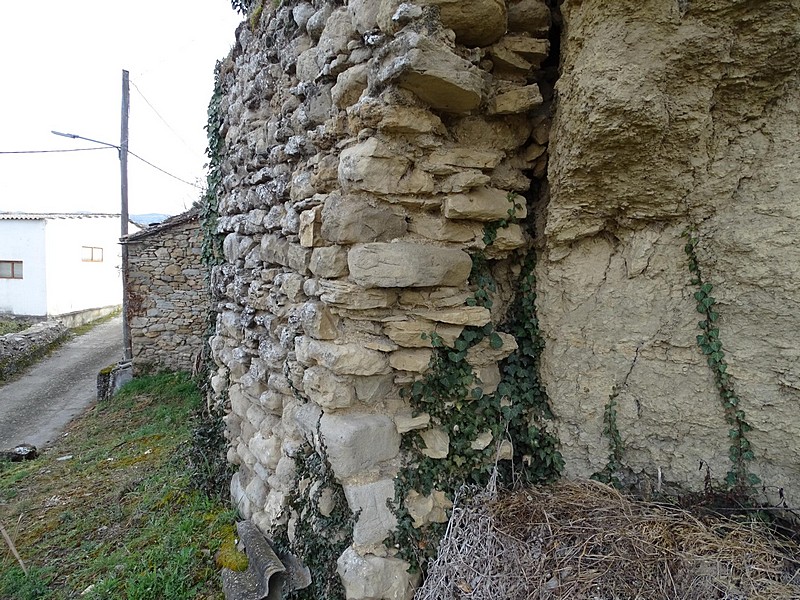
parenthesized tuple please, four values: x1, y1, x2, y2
(540, 0, 800, 501)
(209, 0, 555, 596)
(0, 321, 69, 381)
(125, 211, 208, 374)
(209, 0, 800, 596)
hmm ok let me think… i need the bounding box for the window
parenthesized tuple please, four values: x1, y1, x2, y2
(81, 246, 104, 262)
(0, 260, 23, 279)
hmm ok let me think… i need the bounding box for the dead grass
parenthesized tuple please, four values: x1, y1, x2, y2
(418, 479, 800, 600)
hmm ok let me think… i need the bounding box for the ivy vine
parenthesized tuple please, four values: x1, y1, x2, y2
(230, 0, 254, 15)
(591, 388, 625, 488)
(192, 60, 233, 499)
(683, 229, 758, 493)
(271, 428, 356, 600)
(388, 195, 563, 572)
(200, 62, 226, 272)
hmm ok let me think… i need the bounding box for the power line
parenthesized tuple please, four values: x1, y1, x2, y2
(0, 147, 113, 155)
(129, 78, 201, 158)
(2, 142, 202, 191)
(128, 150, 203, 189)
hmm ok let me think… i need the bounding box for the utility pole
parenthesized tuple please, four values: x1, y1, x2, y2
(120, 69, 132, 362)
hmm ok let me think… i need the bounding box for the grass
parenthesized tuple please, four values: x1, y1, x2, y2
(0, 372, 241, 600)
(0, 319, 31, 336)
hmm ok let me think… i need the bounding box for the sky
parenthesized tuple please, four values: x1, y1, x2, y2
(0, 1, 242, 217)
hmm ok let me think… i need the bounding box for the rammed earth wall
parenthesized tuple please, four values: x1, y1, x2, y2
(540, 0, 800, 502)
(209, 0, 555, 596)
(125, 211, 208, 375)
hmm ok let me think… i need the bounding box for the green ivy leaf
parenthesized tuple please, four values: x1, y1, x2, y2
(489, 332, 503, 349)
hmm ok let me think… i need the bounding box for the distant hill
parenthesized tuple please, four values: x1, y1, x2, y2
(131, 213, 171, 227)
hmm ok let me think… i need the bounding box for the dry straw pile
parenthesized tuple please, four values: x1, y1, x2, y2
(417, 479, 800, 600)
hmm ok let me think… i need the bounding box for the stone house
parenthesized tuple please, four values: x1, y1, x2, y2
(122, 208, 207, 374)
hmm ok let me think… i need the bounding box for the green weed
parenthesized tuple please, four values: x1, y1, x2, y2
(0, 372, 236, 600)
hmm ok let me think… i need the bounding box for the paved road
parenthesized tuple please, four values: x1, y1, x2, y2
(0, 316, 123, 450)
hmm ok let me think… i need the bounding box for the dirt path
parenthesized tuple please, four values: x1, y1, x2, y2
(0, 316, 123, 450)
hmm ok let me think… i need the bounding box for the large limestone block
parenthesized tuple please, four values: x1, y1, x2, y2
(261, 233, 290, 267)
(337, 547, 416, 600)
(377, 0, 506, 47)
(288, 401, 323, 445)
(299, 301, 338, 340)
(339, 138, 434, 195)
(318, 279, 398, 309)
(342, 480, 398, 547)
(321, 193, 407, 243)
(507, 0, 551, 36)
(466, 332, 518, 367)
(490, 36, 549, 74)
(371, 105, 445, 135)
(420, 147, 503, 175)
(309, 246, 349, 278)
(383, 319, 464, 348)
(348, 0, 380, 34)
(303, 365, 356, 409)
(420, 427, 450, 459)
(249, 432, 282, 471)
(348, 243, 472, 288)
(332, 63, 369, 109)
(425, 0, 507, 47)
(295, 336, 390, 376)
(320, 413, 400, 479)
(299, 205, 322, 247)
(317, 7, 357, 61)
(489, 84, 544, 115)
(353, 374, 395, 404)
(452, 115, 533, 153)
(224, 233, 258, 263)
(412, 306, 492, 326)
(443, 187, 527, 221)
(487, 223, 527, 253)
(389, 348, 433, 373)
(408, 214, 482, 243)
(394, 413, 431, 433)
(377, 33, 486, 113)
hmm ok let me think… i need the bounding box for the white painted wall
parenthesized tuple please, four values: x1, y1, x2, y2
(0, 216, 133, 317)
(0, 220, 47, 315)
(44, 217, 123, 316)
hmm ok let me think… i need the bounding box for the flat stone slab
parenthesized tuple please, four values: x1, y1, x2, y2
(348, 242, 472, 288)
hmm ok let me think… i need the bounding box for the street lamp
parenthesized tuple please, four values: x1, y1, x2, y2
(51, 69, 132, 363)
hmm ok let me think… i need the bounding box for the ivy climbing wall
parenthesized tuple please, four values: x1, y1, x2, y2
(207, 0, 558, 598)
(540, 0, 800, 502)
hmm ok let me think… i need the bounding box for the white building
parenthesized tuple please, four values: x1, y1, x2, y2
(0, 213, 131, 324)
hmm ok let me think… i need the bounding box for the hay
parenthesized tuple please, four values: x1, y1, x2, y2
(416, 479, 800, 600)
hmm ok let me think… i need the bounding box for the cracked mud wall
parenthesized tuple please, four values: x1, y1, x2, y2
(540, 0, 800, 499)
